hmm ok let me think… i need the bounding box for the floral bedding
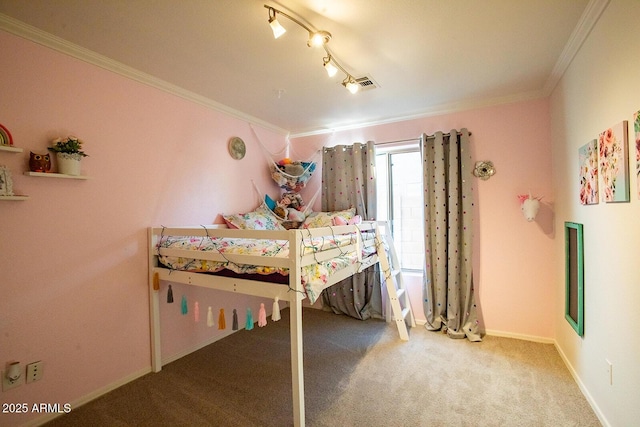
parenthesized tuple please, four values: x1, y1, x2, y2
(157, 232, 374, 303)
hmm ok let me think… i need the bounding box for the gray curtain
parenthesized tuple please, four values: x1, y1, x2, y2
(422, 130, 482, 341)
(320, 142, 382, 320)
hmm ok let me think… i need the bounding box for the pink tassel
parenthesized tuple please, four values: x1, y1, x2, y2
(194, 301, 200, 322)
(272, 297, 281, 321)
(258, 303, 267, 327)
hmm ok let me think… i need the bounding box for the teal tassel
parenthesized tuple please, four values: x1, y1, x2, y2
(181, 295, 188, 315)
(246, 308, 254, 330)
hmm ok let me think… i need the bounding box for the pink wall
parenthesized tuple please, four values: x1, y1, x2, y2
(1, 26, 556, 426)
(0, 32, 286, 426)
(292, 99, 555, 340)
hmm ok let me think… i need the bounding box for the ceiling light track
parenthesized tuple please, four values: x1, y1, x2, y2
(264, 4, 359, 94)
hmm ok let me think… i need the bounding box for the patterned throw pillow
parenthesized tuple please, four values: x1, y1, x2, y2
(301, 208, 356, 229)
(223, 203, 286, 230)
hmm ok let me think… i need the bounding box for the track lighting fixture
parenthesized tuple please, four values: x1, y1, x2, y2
(264, 4, 360, 94)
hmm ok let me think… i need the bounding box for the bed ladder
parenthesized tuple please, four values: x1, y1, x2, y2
(375, 222, 416, 341)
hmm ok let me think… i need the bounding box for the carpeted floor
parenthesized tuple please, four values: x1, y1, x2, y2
(44, 308, 601, 427)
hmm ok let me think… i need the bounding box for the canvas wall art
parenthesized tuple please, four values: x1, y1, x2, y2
(579, 139, 598, 205)
(634, 110, 640, 199)
(598, 121, 629, 202)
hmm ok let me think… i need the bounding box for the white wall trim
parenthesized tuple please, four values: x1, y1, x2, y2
(542, 0, 610, 96)
(483, 329, 555, 344)
(0, 13, 289, 137)
(290, 89, 544, 138)
(554, 341, 611, 427)
(24, 366, 151, 427)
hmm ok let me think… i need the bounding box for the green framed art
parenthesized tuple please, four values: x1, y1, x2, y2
(565, 222, 584, 336)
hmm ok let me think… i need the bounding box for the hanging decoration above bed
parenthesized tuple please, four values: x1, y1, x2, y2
(270, 158, 316, 192)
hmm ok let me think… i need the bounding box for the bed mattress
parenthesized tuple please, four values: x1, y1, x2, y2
(157, 232, 375, 303)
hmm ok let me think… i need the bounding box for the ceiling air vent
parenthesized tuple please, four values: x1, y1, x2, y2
(339, 75, 379, 91)
(354, 75, 378, 91)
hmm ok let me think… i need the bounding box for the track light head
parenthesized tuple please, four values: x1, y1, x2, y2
(343, 76, 359, 94)
(268, 7, 286, 38)
(323, 56, 338, 77)
(307, 31, 331, 47)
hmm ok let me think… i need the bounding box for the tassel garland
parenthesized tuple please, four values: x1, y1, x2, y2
(181, 295, 188, 315)
(258, 303, 267, 327)
(194, 301, 200, 322)
(272, 297, 281, 321)
(218, 309, 226, 330)
(232, 309, 238, 331)
(153, 272, 160, 290)
(246, 308, 254, 330)
(207, 306, 214, 327)
(167, 284, 174, 303)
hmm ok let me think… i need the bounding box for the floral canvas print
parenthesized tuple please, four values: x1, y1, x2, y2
(634, 111, 640, 199)
(579, 139, 598, 205)
(598, 121, 629, 202)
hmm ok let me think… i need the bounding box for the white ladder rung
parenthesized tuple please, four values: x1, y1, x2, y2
(376, 222, 415, 341)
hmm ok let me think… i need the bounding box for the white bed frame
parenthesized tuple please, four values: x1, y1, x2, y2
(148, 222, 381, 427)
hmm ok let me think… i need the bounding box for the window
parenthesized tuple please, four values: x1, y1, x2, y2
(376, 145, 424, 271)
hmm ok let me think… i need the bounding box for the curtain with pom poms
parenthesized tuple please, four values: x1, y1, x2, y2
(320, 141, 382, 320)
(421, 129, 481, 342)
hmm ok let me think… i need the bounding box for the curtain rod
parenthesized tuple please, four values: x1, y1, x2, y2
(375, 131, 471, 146)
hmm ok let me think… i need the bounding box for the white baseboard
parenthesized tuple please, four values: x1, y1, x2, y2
(26, 366, 151, 426)
(553, 342, 611, 427)
(483, 328, 555, 344)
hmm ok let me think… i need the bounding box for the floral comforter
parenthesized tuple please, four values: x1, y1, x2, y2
(157, 233, 373, 303)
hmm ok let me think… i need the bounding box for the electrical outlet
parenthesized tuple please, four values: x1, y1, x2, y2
(606, 359, 613, 385)
(2, 366, 23, 392)
(26, 361, 43, 383)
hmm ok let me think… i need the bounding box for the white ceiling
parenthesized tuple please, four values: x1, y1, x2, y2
(0, 0, 594, 136)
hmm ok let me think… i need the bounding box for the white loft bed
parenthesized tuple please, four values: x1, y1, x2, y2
(147, 221, 383, 427)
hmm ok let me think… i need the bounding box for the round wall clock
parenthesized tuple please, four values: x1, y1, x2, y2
(228, 137, 246, 160)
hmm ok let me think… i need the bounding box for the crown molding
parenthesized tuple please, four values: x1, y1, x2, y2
(542, 0, 610, 96)
(290, 89, 545, 138)
(0, 13, 289, 136)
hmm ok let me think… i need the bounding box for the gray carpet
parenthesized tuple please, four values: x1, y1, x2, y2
(44, 308, 600, 427)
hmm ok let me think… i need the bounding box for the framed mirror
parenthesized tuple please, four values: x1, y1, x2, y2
(564, 222, 584, 336)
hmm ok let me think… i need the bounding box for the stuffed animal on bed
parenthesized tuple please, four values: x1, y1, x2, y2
(274, 192, 306, 221)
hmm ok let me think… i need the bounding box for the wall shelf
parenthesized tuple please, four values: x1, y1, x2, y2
(0, 195, 29, 201)
(0, 145, 23, 153)
(24, 171, 89, 180)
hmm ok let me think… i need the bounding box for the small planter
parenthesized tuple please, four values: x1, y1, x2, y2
(56, 152, 82, 176)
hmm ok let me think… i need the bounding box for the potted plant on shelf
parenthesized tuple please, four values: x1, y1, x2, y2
(48, 136, 88, 176)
